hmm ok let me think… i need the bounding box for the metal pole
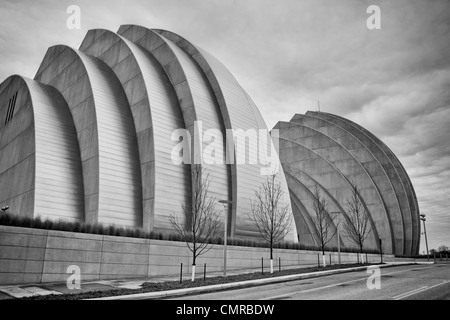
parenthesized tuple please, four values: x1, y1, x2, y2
(318, 254, 320, 268)
(203, 263, 206, 282)
(366, 253, 368, 265)
(279, 257, 281, 272)
(329, 254, 331, 266)
(219, 200, 232, 277)
(379, 239, 383, 264)
(261, 257, 264, 275)
(337, 228, 341, 265)
(422, 218, 429, 261)
(434, 253, 436, 263)
(224, 208, 227, 277)
(331, 212, 341, 265)
(180, 263, 183, 284)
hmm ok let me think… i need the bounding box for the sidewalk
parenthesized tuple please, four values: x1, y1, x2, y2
(0, 261, 433, 300)
(1, 265, 292, 299)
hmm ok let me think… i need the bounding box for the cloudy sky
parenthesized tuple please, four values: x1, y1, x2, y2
(1, 0, 448, 253)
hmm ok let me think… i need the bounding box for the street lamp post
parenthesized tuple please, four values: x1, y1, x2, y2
(380, 239, 383, 263)
(420, 214, 429, 261)
(219, 200, 232, 277)
(331, 212, 341, 265)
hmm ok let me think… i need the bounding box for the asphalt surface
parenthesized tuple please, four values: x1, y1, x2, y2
(166, 263, 450, 300)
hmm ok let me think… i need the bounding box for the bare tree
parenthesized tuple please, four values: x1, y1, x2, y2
(169, 166, 222, 281)
(342, 185, 372, 263)
(311, 186, 337, 267)
(249, 174, 293, 273)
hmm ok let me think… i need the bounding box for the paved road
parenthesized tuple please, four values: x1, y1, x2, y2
(167, 263, 450, 300)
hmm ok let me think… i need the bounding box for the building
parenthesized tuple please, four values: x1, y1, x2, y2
(0, 26, 420, 256)
(0, 25, 293, 242)
(274, 112, 420, 256)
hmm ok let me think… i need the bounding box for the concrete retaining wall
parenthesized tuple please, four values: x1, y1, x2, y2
(0, 225, 408, 285)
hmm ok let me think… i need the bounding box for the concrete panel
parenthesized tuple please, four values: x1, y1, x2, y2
(41, 273, 100, 284)
(45, 235, 102, 252)
(0, 246, 46, 260)
(44, 248, 101, 263)
(102, 240, 149, 255)
(42, 261, 101, 275)
(0, 226, 408, 285)
(0, 259, 43, 274)
(0, 273, 42, 286)
(101, 252, 148, 265)
(100, 263, 147, 276)
(0, 228, 47, 248)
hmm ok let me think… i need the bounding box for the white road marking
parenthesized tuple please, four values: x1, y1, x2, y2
(22, 286, 62, 296)
(392, 286, 429, 300)
(260, 265, 438, 300)
(392, 281, 450, 300)
(260, 277, 368, 300)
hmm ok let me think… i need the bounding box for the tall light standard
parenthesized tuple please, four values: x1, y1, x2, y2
(420, 214, 429, 261)
(331, 212, 341, 265)
(219, 200, 232, 277)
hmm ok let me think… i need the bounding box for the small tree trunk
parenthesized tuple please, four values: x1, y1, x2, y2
(360, 245, 364, 263)
(191, 264, 196, 282)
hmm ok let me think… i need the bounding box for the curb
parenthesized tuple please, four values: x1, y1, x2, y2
(87, 263, 414, 300)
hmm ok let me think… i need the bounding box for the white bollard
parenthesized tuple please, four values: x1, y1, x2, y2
(191, 265, 196, 282)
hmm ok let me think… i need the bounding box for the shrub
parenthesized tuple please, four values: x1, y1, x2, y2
(41, 219, 53, 230)
(134, 228, 144, 239)
(20, 217, 32, 228)
(30, 216, 41, 228)
(106, 225, 114, 236)
(168, 233, 176, 241)
(72, 222, 81, 233)
(94, 224, 104, 235)
(125, 228, 134, 238)
(78, 223, 86, 233)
